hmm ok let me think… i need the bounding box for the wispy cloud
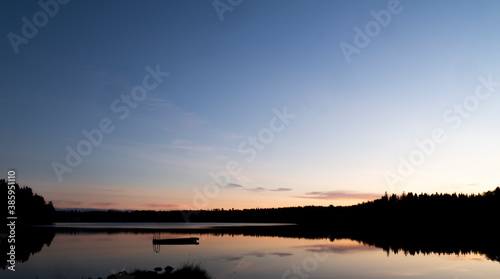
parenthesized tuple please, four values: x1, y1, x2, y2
(101, 189, 144, 195)
(171, 139, 214, 153)
(100, 139, 219, 171)
(246, 187, 266, 192)
(142, 94, 208, 130)
(223, 256, 243, 262)
(269, 252, 293, 257)
(178, 112, 207, 126)
(221, 133, 245, 140)
(53, 200, 82, 206)
(228, 184, 292, 192)
(90, 202, 115, 207)
(269, 187, 293, 192)
(145, 203, 186, 209)
(144, 95, 175, 109)
(295, 190, 380, 201)
(244, 252, 266, 257)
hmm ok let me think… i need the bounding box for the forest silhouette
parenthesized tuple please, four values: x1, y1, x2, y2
(1, 179, 56, 226)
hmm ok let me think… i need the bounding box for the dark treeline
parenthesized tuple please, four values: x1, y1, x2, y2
(328, 187, 500, 236)
(56, 207, 304, 223)
(1, 179, 56, 226)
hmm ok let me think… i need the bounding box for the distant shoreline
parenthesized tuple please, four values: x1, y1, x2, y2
(53, 187, 500, 231)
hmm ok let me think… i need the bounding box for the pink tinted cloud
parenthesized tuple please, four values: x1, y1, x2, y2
(145, 203, 187, 209)
(296, 190, 380, 201)
(101, 189, 144, 194)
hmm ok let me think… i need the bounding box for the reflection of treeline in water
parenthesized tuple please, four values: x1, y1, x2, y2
(51, 224, 500, 263)
(0, 227, 56, 270)
(342, 229, 500, 263)
(172, 224, 500, 263)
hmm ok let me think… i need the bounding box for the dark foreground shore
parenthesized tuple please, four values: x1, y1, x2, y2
(98, 263, 212, 279)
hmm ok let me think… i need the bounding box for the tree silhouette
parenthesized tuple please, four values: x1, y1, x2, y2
(1, 179, 56, 226)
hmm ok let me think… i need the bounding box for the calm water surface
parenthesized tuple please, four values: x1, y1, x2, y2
(3, 223, 500, 278)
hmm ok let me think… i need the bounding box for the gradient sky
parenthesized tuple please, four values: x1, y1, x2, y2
(1, 0, 500, 210)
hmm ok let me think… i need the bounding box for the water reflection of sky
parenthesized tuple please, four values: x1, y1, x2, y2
(49, 222, 289, 229)
(5, 232, 500, 279)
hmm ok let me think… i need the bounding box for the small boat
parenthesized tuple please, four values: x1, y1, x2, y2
(152, 237, 199, 245)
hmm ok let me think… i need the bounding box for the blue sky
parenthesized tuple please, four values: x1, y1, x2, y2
(1, 0, 500, 210)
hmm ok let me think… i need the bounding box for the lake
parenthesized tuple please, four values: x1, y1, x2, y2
(2, 223, 500, 278)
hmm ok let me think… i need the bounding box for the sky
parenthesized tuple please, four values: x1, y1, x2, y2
(1, 0, 500, 211)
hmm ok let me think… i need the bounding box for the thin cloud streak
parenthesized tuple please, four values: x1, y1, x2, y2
(53, 200, 82, 206)
(269, 187, 293, 192)
(101, 189, 144, 194)
(145, 203, 186, 209)
(246, 187, 266, 192)
(171, 139, 214, 153)
(269, 252, 293, 257)
(227, 183, 292, 193)
(90, 202, 115, 207)
(295, 190, 380, 201)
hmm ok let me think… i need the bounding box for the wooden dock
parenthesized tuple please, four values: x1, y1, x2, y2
(152, 237, 199, 245)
